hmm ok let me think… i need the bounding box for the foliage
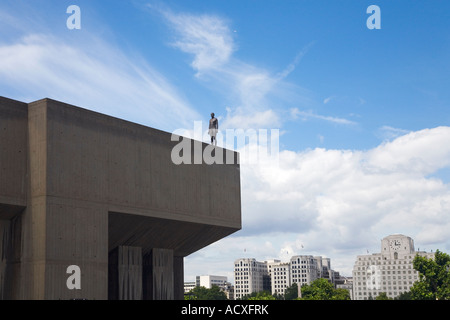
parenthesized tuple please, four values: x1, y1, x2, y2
(375, 292, 392, 300)
(247, 291, 276, 300)
(410, 250, 450, 300)
(395, 291, 413, 300)
(284, 283, 299, 300)
(333, 288, 351, 300)
(239, 290, 275, 300)
(185, 285, 228, 300)
(298, 278, 350, 300)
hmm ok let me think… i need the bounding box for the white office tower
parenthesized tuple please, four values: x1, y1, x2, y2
(234, 258, 270, 299)
(290, 255, 320, 287)
(196, 275, 228, 289)
(352, 234, 435, 300)
(268, 260, 291, 296)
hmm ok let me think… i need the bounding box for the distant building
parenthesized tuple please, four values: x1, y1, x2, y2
(184, 275, 233, 299)
(234, 258, 271, 299)
(184, 282, 196, 293)
(290, 255, 320, 288)
(335, 275, 353, 299)
(268, 261, 290, 296)
(234, 255, 343, 299)
(196, 275, 228, 289)
(352, 234, 435, 300)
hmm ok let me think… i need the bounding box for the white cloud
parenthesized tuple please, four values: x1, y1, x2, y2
(0, 33, 200, 132)
(186, 126, 450, 278)
(323, 96, 335, 104)
(290, 108, 356, 125)
(159, 9, 324, 131)
(162, 11, 235, 74)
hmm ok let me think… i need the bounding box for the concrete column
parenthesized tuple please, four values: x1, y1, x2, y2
(109, 246, 143, 300)
(174, 256, 184, 300)
(143, 248, 174, 300)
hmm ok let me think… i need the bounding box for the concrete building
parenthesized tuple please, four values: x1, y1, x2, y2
(268, 261, 290, 296)
(233, 258, 270, 299)
(0, 97, 241, 300)
(290, 255, 320, 287)
(184, 281, 196, 294)
(352, 234, 434, 300)
(184, 275, 234, 299)
(196, 275, 228, 289)
(234, 255, 340, 299)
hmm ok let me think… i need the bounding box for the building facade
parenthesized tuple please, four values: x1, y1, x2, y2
(268, 261, 290, 296)
(0, 97, 242, 300)
(290, 255, 320, 288)
(196, 275, 228, 289)
(233, 258, 271, 299)
(234, 255, 340, 299)
(352, 234, 435, 300)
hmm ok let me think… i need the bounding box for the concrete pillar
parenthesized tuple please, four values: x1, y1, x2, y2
(109, 246, 143, 300)
(174, 256, 184, 300)
(143, 248, 174, 300)
(0, 215, 22, 300)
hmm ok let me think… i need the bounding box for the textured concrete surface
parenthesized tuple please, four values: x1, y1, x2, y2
(0, 96, 241, 300)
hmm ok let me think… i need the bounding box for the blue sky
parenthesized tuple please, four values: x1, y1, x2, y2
(1, 1, 450, 280)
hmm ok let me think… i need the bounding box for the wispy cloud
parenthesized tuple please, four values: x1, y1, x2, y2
(161, 10, 235, 75)
(0, 30, 200, 132)
(290, 108, 356, 125)
(156, 7, 321, 130)
(376, 125, 411, 141)
(187, 126, 450, 277)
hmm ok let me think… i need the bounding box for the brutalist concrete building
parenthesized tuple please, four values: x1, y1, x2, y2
(0, 97, 241, 300)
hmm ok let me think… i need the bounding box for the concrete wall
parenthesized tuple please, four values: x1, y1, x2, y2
(0, 97, 241, 299)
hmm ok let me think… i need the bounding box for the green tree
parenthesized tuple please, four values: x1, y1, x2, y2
(247, 291, 276, 300)
(240, 290, 275, 300)
(375, 292, 392, 300)
(395, 291, 413, 300)
(410, 250, 450, 300)
(332, 288, 351, 300)
(284, 283, 299, 300)
(185, 285, 227, 300)
(298, 278, 350, 300)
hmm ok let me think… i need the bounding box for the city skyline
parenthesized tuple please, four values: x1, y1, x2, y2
(1, 1, 450, 282)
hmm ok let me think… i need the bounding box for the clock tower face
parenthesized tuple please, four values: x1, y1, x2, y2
(389, 239, 401, 251)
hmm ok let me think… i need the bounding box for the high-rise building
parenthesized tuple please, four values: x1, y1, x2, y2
(196, 275, 228, 290)
(184, 275, 233, 299)
(352, 234, 434, 300)
(268, 260, 290, 296)
(233, 258, 271, 299)
(290, 255, 320, 288)
(234, 255, 339, 299)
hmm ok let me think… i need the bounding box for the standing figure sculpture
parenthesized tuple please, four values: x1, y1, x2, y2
(208, 113, 218, 145)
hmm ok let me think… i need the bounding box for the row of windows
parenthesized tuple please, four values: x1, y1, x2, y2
(292, 274, 312, 278)
(358, 255, 416, 261)
(353, 271, 417, 280)
(292, 265, 315, 269)
(291, 260, 314, 264)
(356, 290, 409, 297)
(355, 265, 414, 271)
(292, 269, 313, 274)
